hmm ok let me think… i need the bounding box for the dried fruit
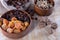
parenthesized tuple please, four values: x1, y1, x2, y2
(15, 21, 23, 29)
(1, 10, 30, 33)
(6, 0, 29, 9)
(7, 28, 13, 33)
(2, 24, 8, 30)
(24, 22, 29, 27)
(14, 29, 21, 33)
(3, 19, 9, 25)
(11, 17, 17, 21)
(8, 22, 15, 28)
(21, 26, 26, 30)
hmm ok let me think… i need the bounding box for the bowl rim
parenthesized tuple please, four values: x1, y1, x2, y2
(0, 0, 16, 10)
(0, 10, 32, 35)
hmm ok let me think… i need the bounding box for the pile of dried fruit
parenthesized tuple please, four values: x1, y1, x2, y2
(1, 10, 30, 23)
(6, 0, 29, 8)
(0, 17, 29, 33)
(36, 0, 53, 9)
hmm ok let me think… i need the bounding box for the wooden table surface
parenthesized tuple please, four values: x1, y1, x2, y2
(0, 0, 60, 40)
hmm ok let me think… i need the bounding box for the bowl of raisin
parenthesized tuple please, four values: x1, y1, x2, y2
(0, 0, 30, 10)
(0, 10, 34, 39)
(34, 0, 55, 16)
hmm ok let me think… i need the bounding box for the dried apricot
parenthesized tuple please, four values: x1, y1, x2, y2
(3, 19, 9, 25)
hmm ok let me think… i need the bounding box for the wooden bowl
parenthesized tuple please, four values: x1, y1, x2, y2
(34, 0, 55, 16)
(0, 10, 34, 39)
